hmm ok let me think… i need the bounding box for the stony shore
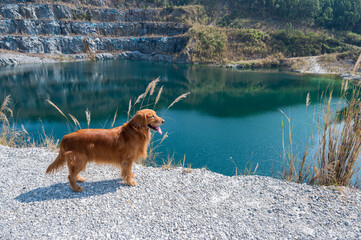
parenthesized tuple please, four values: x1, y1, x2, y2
(0, 50, 189, 66)
(0, 145, 360, 239)
(2, 51, 360, 82)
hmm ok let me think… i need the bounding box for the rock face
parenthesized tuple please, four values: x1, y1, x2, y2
(0, 35, 189, 54)
(0, 20, 189, 37)
(0, 3, 190, 63)
(0, 4, 169, 22)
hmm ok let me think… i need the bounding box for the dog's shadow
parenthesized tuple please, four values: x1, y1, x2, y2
(15, 179, 124, 203)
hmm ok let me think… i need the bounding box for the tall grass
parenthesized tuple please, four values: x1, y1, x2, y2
(310, 86, 361, 186)
(352, 52, 361, 76)
(0, 95, 35, 148)
(127, 77, 190, 166)
(282, 81, 361, 187)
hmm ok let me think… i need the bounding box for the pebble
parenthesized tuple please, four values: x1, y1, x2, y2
(0, 145, 360, 239)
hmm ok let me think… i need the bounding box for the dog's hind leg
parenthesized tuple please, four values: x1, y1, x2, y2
(76, 175, 86, 182)
(121, 159, 136, 186)
(65, 152, 86, 192)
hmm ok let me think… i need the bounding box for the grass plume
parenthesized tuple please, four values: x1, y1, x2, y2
(0, 95, 13, 126)
(306, 92, 310, 108)
(127, 99, 132, 121)
(85, 109, 91, 128)
(111, 108, 118, 128)
(69, 114, 81, 130)
(47, 99, 69, 122)
(150, 77, 160, 96)
(154, 85, 163, 108)
(352, 52, 361, 76)
(167, 92, 190, 110)
(134, 93, 145, 106)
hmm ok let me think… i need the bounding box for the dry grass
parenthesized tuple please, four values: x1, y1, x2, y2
(0, 96, 36, 148)
(110, 108, 117, 128)
(85, 109, 91, 128)
(128, 78, 190, 167)
(352, 52, 361, 76)
(282, 82, 361, 187)
(309, 86, 361, 186)
(167, 92, 190, 109)
(154, 86, 163, 107)
(280, 108, 313, 183)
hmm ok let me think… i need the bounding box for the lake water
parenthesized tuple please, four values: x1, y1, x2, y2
(0, 60, 342, 177)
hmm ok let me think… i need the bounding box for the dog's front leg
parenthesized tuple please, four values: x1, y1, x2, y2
(121, 159, 136, 186)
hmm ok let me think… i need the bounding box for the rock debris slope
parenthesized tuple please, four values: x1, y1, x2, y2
(1, 145, 360, 239)
(0, 2, 190, 63)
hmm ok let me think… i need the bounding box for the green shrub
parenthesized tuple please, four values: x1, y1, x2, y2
(235, 29, 270, 45)
(272, 30, 348, 57)
(342, 32, 361, 47)
(192, 26, 227, 62)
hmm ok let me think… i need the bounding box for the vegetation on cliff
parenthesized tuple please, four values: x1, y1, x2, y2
(1, 0, 361, 66)
(128, 0, 361, 65)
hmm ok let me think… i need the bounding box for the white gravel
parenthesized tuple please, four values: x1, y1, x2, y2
(1, 145, 361, 239)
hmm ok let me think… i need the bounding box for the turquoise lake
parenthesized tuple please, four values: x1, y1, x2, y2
(0, 60, 342, 177)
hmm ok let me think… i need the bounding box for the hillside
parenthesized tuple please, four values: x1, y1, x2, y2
(0, 0, 360, 74)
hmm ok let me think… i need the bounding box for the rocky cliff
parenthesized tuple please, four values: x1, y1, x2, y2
(0, 2, 191, 64)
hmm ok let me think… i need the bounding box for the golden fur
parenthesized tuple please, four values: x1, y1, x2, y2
(46, 109, 164, 192)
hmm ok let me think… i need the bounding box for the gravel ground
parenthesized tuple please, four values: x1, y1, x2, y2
(1, 145, 361, 239)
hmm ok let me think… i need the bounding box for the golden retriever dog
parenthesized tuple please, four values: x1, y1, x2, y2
(46, 109, 164, 192)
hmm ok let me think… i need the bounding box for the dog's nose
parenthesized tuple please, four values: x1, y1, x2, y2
(162, 119, 165, 124)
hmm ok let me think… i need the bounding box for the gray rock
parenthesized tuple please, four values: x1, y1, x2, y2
(95, 53, 115, 60)
(0, 20, 188, 37)
(0, 4, 127, 22)
(70, 53, 88, 60)
(0, 53, 56, 66)
(0, 35, 189, 55)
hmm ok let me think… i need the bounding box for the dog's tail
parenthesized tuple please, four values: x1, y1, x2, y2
(46, 152, 66, 174)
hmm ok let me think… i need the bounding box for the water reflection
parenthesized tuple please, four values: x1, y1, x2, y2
(0, 60, 342, 176)
(0, 60, 340, 120)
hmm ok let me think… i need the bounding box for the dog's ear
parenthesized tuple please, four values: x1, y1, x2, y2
(130, 111, 147, 128)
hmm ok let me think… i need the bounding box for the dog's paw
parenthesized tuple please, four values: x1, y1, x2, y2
(131, 173, 136, 178)
(72, 186, 84, 192)
(125, 180, 137, 186)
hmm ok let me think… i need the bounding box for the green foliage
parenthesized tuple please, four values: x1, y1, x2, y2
(192, 26, 227, 62)
(341, 32, 361, 47)
(228, 29, 272, 59)
(235, 29, 270, 45)
(198, 0, 361, 33)
(122, 1, 361, 34)
(272, 30, 348, 57)
(319, 0, 361, 32)
(191, 25, 349, 62)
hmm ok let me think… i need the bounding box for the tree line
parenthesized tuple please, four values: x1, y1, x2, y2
(153, 0, 361, 33)
(237, 0, 361, 33)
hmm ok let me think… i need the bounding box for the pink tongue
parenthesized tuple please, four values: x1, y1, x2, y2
(156, 126, 162, 135)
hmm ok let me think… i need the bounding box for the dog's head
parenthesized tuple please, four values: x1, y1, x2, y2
(130, 109, 165, 135)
